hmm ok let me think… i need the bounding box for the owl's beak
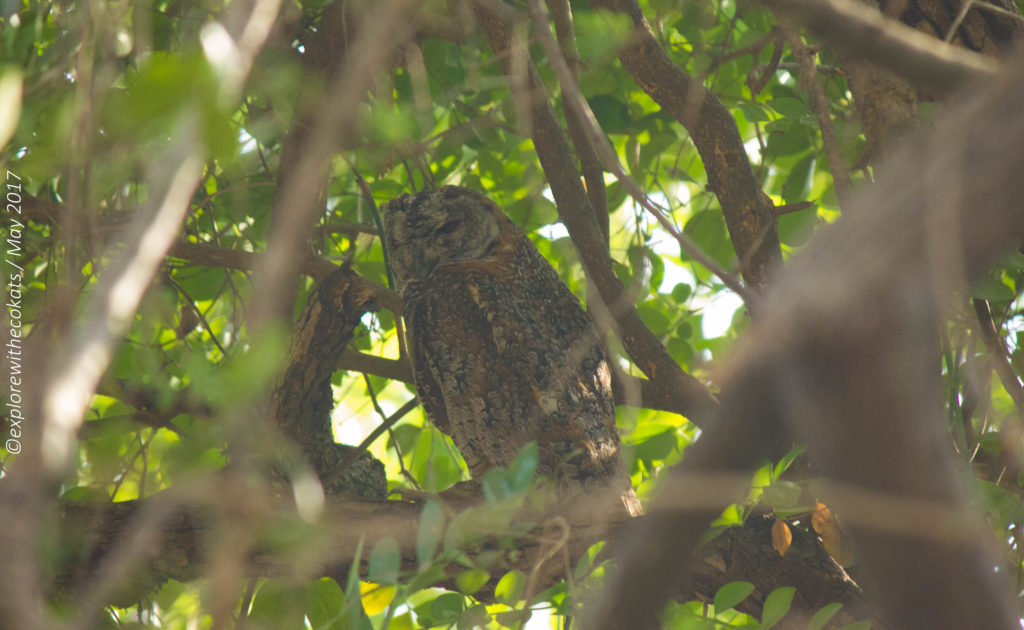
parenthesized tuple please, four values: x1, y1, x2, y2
(412, 249, 439, 278)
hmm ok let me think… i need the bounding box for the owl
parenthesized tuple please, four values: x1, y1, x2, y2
(381, 186, 639, 514)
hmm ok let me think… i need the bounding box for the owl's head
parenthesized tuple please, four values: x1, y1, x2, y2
(381, 186, 507, 295)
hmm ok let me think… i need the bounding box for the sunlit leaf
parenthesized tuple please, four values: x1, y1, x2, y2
(249, 579, 305, 630)
(455, 569, 489, 595)
(495, 570, 526, 605)
(806, 603, 844, 630)
(0, 66, 22, 152)
(760, 586, 796, 629)
(360, 582, 395, 616)
(713, 581, 754, 612)
(306, 578, 346, 630)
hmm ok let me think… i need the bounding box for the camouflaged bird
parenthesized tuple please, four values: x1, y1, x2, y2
(381, 186, 639, 514)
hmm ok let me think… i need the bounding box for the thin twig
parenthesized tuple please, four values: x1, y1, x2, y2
(549, 0, 610, 245)
(973, 298, 1024, 420)
(779, 23, 853, 206)
(336, 396, 421, 478)
(773, 200, 817, 216)
(746, 34, 785, 96)
(343, 155, 394, 290)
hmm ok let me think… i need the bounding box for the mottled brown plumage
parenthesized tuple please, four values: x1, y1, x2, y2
(381, 186, 638, 513)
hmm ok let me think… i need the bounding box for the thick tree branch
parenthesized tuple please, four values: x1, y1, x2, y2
(588, 0, 783, 292)
(472, 2, 718, 428)
(763, 0, 999, 95)
(265, 265, 388, 498)
(51, 489, 865, 620)
(548, 0, 610, 246)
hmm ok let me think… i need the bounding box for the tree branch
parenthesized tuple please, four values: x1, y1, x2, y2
(778, 23, 853, 205)
(472, 1, 719, 428)
(973, 298, 1024, 418)
(763, 0, 999, 95)
(588, 0, 784, 293)
(51, 489, 865, 621)
(528, 0, 753, 303)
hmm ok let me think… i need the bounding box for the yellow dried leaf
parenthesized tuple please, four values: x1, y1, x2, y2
(812, 502, 856, 567)
(772, 518, 792, 556)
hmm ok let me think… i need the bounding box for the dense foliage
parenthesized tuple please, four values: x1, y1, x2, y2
(3, 0, 1024, 628)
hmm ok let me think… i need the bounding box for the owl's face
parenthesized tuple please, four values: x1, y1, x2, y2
(381, 186, 505, 295)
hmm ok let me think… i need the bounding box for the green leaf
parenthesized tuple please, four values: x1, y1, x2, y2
(806, 603, 843, 630)
(667, 335, 695, 369)
(837, 621, 872, 630)
(507, 442, 539, 493)
(495, 570, 526, 605)
(455, 569, 490, 595)
(673, 618, 715, 630)
(736, 101, 769, 123)
(406, 562, 448, 593)
(634, 429, 678, 465)
(0, 66, 22, 152)
(713, 581, 754, 612)
(421, 39, 465, 90)
(416, 500, 444, 567)
(494, 610, 530, 627)
(781, 154, 815, 204)
(306, 578, 346, 630)
(482, 467, 512, 503)
(773, 445, 806, 479)
(762, 480, 802, 509)
(368, 537, 400, 585)
(249, 579, 306, 630)
(684, 210, 735, 268)
(151, 580, 187, 611)
(761, 586, 796, 629)
(411, 428, 464, 492)
(638, 299, 672, 336)
(60, 486, 110, 502)
(766, 120, 814, 157)
(670, 282, 692, 303)
(430, 593, 465, 624)
(588, 95, 630, 133)
(770, 96, 810, 118)
(458, 604, 491, 629)
(574, 10, 632, 60)
(970, 274, 1014, 301)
